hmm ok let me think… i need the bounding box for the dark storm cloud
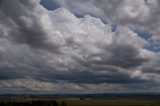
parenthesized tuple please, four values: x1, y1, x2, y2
(143, 67, 160, 74)
(105, 44, 148, 68)
(37, 67, 146, 84)
(141, 53, 160, 74)
(82, 44, 147, 69)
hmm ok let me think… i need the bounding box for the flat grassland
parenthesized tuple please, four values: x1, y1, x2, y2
(0, 98, 160, 106)
(60, 98, 160, 106)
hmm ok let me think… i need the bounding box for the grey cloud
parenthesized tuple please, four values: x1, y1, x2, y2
(52, 0, 160, 44)
(0, 0, 60, 52)
(142, 53, 160, 74)
(52, 0, 104, 18)
(95, 0, 149, 24)
(52, 0, 160, 32)
(0, 79, 58, 94)
(105, 44, 148, 68)
(95, 0, 160, 44)
(39, 69, 145, 84)
(83, 44, 147, 69)
(0, 0, 159, 93)
(0, 78, 158, 94)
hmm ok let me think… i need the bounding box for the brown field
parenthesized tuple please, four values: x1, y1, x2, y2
(60, 98, 160, 106)
(0, 98, 160, 106)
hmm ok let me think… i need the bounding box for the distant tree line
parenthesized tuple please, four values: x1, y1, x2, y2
(0, 100, 67, 106)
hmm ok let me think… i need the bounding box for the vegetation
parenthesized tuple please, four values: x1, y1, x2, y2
(62, 99, 160, 106)
(0, 100, 59, 106)
(0, 98, 160, 106)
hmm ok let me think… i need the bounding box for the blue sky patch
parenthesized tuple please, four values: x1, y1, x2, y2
(144, 42, 160, 52)
(40, 0, 60, 10)
(132, 28, 152, 40)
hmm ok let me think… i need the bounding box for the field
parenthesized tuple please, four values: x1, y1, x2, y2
(61, 98, 160, 106)
(0, 98, 160, 106)
(0, 94, 160, 106)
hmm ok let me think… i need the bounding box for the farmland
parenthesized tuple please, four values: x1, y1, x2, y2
(61, 98, 160, 106)
(0, 94, 160, 106)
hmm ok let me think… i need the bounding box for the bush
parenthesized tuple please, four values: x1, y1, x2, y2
(61, 101, 67, 106)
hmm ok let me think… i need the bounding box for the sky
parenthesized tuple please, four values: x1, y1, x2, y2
(0, 0, 160, 94)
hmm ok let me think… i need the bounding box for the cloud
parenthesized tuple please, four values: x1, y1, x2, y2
(0, 79, 160, 94)
(95, 0, 160, 47)
(142, 53, 160, 75)
(0, 79, 57, 93)
(52, 0, 104, 18)
(96, 0, 150, 24)
(52, 0, 160, 47)
(51, 0, 160, 33)
(0, 0, 61, 52)
(0, 0, 159, 93)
